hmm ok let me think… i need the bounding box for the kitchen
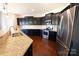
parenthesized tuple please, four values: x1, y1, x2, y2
(0, 3, 79, 56)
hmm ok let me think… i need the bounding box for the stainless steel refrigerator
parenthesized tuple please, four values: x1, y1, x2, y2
(56, 4, 79, 56)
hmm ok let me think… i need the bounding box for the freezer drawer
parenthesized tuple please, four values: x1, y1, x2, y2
(56, 40, 69, 56)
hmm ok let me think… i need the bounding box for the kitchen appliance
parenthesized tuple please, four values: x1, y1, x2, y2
(56, 4, 79, 56)
(42, 29, 49, 39)
(42, 19, 52, 39)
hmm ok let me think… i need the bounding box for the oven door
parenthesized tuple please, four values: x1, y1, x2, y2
(42, 29, 49, 39)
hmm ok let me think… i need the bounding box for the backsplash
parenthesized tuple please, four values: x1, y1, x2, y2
(20, 25, 57, 32)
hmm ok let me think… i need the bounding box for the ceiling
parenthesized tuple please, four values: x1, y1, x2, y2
(0, 3, 69, 17)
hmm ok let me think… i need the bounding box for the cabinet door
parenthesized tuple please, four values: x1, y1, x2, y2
(52, 15, 58, 25)
(19, 18, 23, 25)
(24, 17, 34, 25)
(42, 19, 45, 25)
(49, 31, 57, 41)
(29, 19, 33, 25)
(33, 18, 42, 25)
(45, 13, 52, 20)
(17, 17, 44, 25)
(33, 19, 37, 25)
(17, 18, 20, 25)
(24, 17, 27, 25)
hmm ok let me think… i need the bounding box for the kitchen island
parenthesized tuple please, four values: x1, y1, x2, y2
(0, 30, 33, 56)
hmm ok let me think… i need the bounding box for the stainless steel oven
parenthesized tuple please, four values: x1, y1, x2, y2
(42, 29, 49, 39)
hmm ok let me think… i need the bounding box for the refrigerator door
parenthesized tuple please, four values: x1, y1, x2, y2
(57, 10, 69, 45)
(69, 6, 79, 56)
(56, 10, 69, 55)
(56, 8, 73, 55)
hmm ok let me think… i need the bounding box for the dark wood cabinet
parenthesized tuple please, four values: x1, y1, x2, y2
(43, 13, 59, 25)
(17, 13, 59, 25)
(21, 29, 57, 41)
(24, 16, 34, 25)
(21, 29, 41, 36)
(43, 13, 53, 25)
(49, 31, 57, 41)
(17, 18, 20, 25)
(45, 13, 53, 20)
(33, 17, 42, 25)
(17, 16, 43, 25)
(51, 15, 59, 25)
(24, 44, 33, 56)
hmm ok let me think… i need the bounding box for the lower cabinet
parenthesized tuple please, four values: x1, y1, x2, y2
(21, 29, 41, 36)
(49, 31, 57, 41)
(24, 44, 33, 56)
(21, 29, 57, 41)
(22, 29, 57, 56)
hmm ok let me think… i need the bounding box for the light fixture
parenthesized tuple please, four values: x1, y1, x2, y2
(32, 9, 35, 12)
(3, 3, 8, 15)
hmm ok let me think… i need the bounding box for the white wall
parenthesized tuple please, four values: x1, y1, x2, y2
(0, 12, 2, 30)
(0, 13, 17, 36)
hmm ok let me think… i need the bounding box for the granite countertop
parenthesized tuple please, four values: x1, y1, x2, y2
(0, 30, 33, 56)
(0, 30, 6, 37)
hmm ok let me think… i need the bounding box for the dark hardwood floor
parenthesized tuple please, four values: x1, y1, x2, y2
(29, 36, 57, 56)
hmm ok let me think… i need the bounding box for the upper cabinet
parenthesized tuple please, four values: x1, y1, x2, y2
(43, 13, 52, 25)
(45, 13, 53, 20)
(44, 13, 59, 25)
(52, 15, 58, 25)
(17, 13, 60, 25)
(33, 17, 43, 25)
(17, 16, 44, 25)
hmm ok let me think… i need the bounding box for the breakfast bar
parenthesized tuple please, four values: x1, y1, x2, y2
(0, 30, 33, 56)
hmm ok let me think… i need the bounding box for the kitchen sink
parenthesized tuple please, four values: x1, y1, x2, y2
(12, 32, 23, 37)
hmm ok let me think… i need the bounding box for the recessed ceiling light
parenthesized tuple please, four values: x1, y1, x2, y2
(43, 3, 49, 4)
(32, 9, 35, 12)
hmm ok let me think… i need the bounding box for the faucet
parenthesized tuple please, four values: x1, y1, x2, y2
(9, 26, 16, 31)
(9, 26, 16, 35)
